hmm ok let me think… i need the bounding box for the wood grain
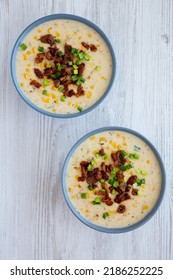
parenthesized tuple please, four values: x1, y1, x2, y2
(0, 0, 172, 259)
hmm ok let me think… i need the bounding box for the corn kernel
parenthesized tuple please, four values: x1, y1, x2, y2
(146, 160, 150, 164)
(88, 33, 93, 38)
(34, 35, 38, 40)
(46, 93, 51, 97)
(26, 68, 30, 73)
(68, 188, 72, 193)
(37, 29, 42, 33)
(52, 108, 57, 112)
(42, 97, 50, 103)
(86, 91, 92, 99)
(108, 210, 116, 215)
(20, 82, 24, 87)
(75, 102, 79, 108)
(55, 31, 60, 37)
(27, 63, 31, 67)
(142, 204, 149, 211)
(54, 23, 58, 26)
(51, 86, 57, 91)
(47, 27, 52, 33)
(123, 142, 127, 146)
(109, 140, 113, 144)
(101, 76, 106, 80)
(68, 101, 71, 106)
(54, 98, 58, 104)
(71, 195, 76, 199)
(78, 36, 82, 40)
(90, 136, 95, 140)
(99, 137, 106, 142)
(75, 175, 78, 180)
(32, 47, 36, 54)
(73, 31, 77, 35)
(27, 51, 31, 55)
(52, 93, 57, 99)
(24, 73, 28, 79)
(85, 209, 89, 213)
(111, 142, 117, 148)
(90, 85, 94, 89)
(86, 193, 90, 199)
(116, 133, 120, 137)
(117, 144, 122, 149)
(39, 62, 44, 69)
(23, 54, 27, 60)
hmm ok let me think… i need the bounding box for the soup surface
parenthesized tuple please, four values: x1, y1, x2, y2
(16, 19, 113, 114)
(66, 130, 162, 228)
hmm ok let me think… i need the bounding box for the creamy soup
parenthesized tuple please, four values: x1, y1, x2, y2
(66, 131, 162, 228)
(15, 19, 113, 114)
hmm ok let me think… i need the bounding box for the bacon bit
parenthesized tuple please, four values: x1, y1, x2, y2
(30, 80, 41, 88)
(117, 204, 126, 213)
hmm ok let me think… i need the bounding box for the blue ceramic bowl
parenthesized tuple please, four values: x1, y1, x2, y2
(11, 14, 116, 118)
(62, 126, 166, 233)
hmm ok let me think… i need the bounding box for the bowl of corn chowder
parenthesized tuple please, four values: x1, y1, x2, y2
(11, 14, 116, 118)
(62, 127, 166, 233)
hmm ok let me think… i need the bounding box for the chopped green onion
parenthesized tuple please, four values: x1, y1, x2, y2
(141, 170, 147, 176)
(120, 165, 126, 171)
(73, 64, 78, 69)
(138, 190, 143, 196)
(95, 65, 100, 71)
(38, 46, 44, 52)
(87, 164, 93, 171)
(88, 185, 94, 191)
(102, 154, 108, 160)
(76, 59, 82, 65)
(113, 181, 119, 188)
(71, 48, 78, 54)
(129, 153, 140, 159)
(58, 51, 63, 56)
(43, 79, 49, 86)
(137, 178, 145, 186)
(126, 164, 133, 170)
(57, 63, 62, 71)
(46, 63, 52, 68)
(92, 197, 101, 205)
(42, 90, 47, 95)
(91, 159, 96, 165)
(72, 75, 78, 81)
(103, 212, 109, 219)
(68, 61, 73, 66)
(84, 54, 91, 60)
(55, 39, 61, 44)
(108, 179, 114, 185)
(51, 72, 61, 79)
(95, 153, 100, 158)
(101, 188, 106, 192)
(60, 95, 66, 102)
(58, 86, 63, 92)
(121, 150, 127, 157)
(73, 69, 78, 74)
(111, 189, 116, 195)
(141, 179, 145, 184)
(110, 173, 116, 179)
(134, 145, 141, 152)
(78, 52, 85, 59)
(100, 179, 105, 184)
(77, 106, 83, 112)
(136, 169, 141, 174)
(113, 167, 119, 173)
(81, 193, 87, 199)
(20, 43, 27, 50)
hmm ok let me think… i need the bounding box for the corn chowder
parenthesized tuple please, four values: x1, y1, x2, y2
(66, 131, 162, 228)
(16, 19, 113, 114)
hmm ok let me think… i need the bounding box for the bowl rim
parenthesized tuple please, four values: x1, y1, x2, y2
(10, 13, 116, 118)
(62, 126, 166, 233)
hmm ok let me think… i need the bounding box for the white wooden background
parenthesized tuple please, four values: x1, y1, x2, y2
(0, 0, 172, 260)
